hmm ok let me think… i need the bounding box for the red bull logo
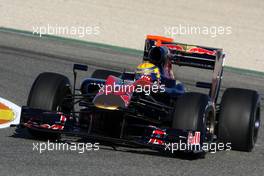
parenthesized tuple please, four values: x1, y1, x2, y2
(187, 131, 201, 145)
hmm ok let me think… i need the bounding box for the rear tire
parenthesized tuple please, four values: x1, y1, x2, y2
(27, 72, 72, 139)
(218, 88, 261, 151)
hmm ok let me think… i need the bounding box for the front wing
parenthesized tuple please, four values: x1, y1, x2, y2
(20, 107, 204, 153)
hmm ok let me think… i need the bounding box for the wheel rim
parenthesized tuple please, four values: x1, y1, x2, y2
(206, 111, 214, 135)
(253, 106, 261, 144)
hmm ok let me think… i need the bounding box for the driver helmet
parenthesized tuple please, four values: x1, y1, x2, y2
(135, 62, 161, 83)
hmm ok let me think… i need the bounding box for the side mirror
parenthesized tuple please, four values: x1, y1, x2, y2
(196, 82, 212, 89)
(73, 64, 88, 71)
(121, 72, 135, 80)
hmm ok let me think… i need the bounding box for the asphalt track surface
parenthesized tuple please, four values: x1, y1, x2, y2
(0, 30, 263, 176)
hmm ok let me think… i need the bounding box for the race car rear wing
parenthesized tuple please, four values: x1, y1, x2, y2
(143, 35, 225, 103)
(144, 35, 224, 70)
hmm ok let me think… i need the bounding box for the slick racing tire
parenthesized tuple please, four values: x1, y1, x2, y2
(172, 93, 215, 144)
(218, 88, 261, 151)
(27, 72, 72, 140)
(91, 69, 121, 79)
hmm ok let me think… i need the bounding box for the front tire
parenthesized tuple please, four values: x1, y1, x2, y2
(172, 93, 215, 144)
(27, 72, 72, 139)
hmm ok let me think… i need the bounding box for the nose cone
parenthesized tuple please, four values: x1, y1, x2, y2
(93, 75, 132, 110)
(93, 94, 128, 110)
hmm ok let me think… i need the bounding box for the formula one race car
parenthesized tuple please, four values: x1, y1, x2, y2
(12, 35, 261, 154)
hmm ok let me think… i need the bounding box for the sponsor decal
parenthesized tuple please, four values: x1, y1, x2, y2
(25, 113, 67, 130)
(187, 131, 201, 145)
(148, 128, 167, 145)
(148, 138, 164, 145)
